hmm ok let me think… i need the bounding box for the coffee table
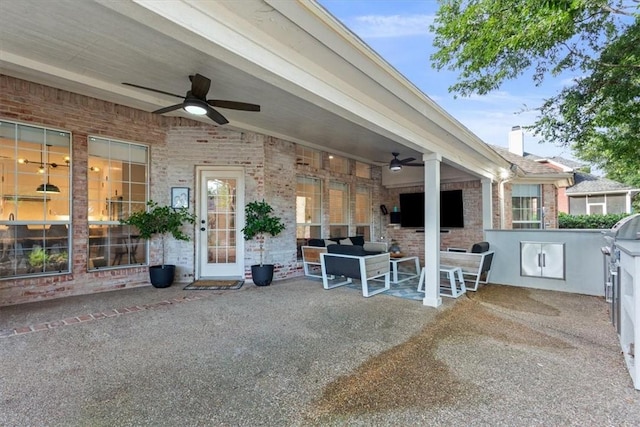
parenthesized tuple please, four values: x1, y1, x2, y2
(389, 256, 420, 284)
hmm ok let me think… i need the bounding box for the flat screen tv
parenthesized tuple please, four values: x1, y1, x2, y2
(399, 190, 464, 228)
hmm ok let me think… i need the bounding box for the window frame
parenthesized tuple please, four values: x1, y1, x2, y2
(295, 176, 322, 257)
(0, 120, 72, 279)
(329, 180, 349, 238)
(512, 184, 542, 229)
(87, 136, 149, 270)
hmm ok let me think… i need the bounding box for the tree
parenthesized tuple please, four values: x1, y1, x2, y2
(430, 0, 639, 188)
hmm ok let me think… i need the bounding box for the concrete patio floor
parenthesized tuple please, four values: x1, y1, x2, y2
(1, 278, 638, 426)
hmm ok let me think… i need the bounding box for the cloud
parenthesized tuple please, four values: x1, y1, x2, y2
(348, 14, 435, 38)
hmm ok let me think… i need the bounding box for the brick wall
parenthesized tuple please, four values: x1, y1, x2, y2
(0, 76, 310, 305)
(1, 76, 172, 305)
(381, 180, 485, 264)
(542, 184, 559, 229)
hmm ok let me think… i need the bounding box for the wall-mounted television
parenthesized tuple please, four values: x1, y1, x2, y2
(399, 190, 464, 228)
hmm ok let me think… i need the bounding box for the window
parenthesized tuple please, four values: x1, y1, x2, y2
(570, 194, 627, 215)
(0, 120, 71, 278)
(355, 186, 371, 240)
(355, 161, 371, 179)
(586, 195, 606, 215)
(569, 196, 587, 215)
(327, 154, 348, 174)
(87, 137, 148, 269)
(329, 181, 349, 238)
(295, 146, 321, 169)
(296, 176, 322, 257)
(606, 194, 627, 214)
(512, 184, 542, 229)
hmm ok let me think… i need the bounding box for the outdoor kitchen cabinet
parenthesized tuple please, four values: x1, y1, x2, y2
(616, 240, 640, 390)
(520, 241, 565, 280)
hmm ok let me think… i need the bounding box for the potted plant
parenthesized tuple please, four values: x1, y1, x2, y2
(241, 200, 285, 286)
(28, 247, 48, 272)
(120, 200, 196, 288)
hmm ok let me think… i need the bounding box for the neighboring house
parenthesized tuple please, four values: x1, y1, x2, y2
(523, 156, 639, 215)
(490, 125, 638, 226)
(489, 127, 574, 229)
(0, 0, 516, 307)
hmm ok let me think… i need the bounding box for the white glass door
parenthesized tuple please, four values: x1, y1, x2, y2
(197, 168, 244, 278)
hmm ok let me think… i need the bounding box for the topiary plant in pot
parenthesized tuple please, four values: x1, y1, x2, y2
(120, 200, 196, 288)
(241, 200, 285, 286)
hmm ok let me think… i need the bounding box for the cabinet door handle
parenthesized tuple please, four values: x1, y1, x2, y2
(542, 253, 546, 267)
(537, 253, 541, 267)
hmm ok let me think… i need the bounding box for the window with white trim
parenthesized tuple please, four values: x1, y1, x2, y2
(87, 137, 148, 269)
(355, 186, 371, 240)
(296, 176, 322, 257)
(328, 154, 348, 174)
(329, 181, 349, 238)
(0, 120, 71, 278)
(512, 184, 542, 229)
(295, 146, 321, 168)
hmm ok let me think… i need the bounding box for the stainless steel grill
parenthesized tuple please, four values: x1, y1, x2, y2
(601, 214, 640, 331)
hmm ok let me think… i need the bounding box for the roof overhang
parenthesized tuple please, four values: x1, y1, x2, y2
(567, 189, 640, 196)
(0, 0, 509, 180)
(511, 174, 574, 188)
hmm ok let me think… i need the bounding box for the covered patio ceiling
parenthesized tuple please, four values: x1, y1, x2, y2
(0, 0, 509, 181)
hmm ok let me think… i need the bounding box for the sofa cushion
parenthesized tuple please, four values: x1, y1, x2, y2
(471, 242, 490, 253)
(327, 244, 367, 256)
(363, 242, 387, 254)
(308, 238, 325, 247)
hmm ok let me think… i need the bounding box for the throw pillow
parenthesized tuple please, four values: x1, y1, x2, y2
(339, 238, 353, 245)
(350, 236, 365, 246)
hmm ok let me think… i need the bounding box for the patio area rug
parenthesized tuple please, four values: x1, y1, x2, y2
(343, 279, 424, 301)
(184, 280, 244, 290)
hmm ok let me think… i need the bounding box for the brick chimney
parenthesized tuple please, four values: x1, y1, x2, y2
(508, 125, 524, 156)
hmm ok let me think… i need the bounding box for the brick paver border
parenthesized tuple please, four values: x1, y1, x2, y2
(0, 294, 207, 338)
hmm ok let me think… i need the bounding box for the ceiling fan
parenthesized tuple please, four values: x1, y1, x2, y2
(388, 152, 423, 171)
(122, 73, 260, 125)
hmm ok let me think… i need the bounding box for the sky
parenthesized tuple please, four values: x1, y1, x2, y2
(318, 0, 580, 160)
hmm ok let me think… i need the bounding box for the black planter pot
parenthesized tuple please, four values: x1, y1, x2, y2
(149, 264, 175, 288)
(251, 264, 274, 286)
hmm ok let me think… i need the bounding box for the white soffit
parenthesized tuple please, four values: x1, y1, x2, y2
(0, 0, 508, 180)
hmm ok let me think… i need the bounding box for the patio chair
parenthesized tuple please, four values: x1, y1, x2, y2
(439, 248, 494, 291)
(320, 245, 390, 297)
(301, 245, 327, 278)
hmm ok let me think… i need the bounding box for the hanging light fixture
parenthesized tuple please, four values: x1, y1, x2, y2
(183, 96, 208, 115)
(24, 144, 64, 194)
(36, 182, 61, 193)
(389, 157, 403, 172)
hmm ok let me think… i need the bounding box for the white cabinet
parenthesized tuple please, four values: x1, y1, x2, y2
(520, 241, 565, 280)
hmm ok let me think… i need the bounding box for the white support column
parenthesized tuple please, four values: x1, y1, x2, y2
(481, 178, 493, 235)
(423, 153, 442, 308)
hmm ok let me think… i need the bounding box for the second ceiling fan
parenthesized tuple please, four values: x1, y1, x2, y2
(123, 73, 260, 125)
(388, 152, 423, 171)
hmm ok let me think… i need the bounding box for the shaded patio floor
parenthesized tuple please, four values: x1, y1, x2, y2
(1, 278, 638, 425)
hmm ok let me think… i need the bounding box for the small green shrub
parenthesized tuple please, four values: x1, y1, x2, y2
(29, 247, 48, 268)
(558, 212, 630, 229)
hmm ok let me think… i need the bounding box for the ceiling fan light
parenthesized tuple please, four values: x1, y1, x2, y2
(389, 159, 403, 172)
(184, 99, 208, 115)
(36, 183, 61, 194)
